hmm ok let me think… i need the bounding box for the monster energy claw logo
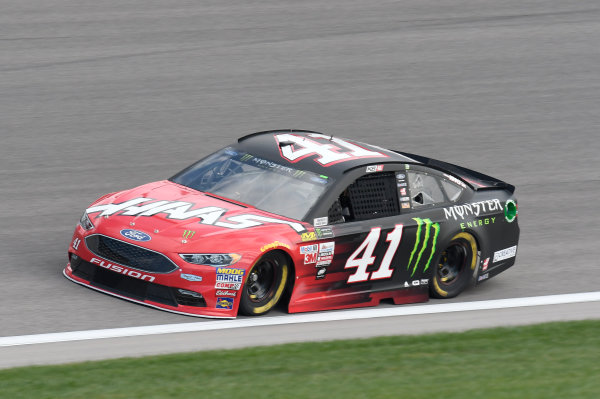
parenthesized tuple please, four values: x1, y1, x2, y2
(407, 218, 440, 277)
(182, 230, 196, 239)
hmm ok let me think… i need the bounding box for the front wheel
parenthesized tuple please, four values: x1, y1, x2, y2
(430, 232, 477, 299)
(239, 251, 289, 316)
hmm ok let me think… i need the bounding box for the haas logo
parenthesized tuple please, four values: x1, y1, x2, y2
(275, 133, 387, 166)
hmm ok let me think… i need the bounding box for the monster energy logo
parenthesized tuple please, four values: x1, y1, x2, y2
(293, 170, 306, 178)
(240, 154, 253, 161)
(407, 218, 440, 276)
(182, 230, 196, 239)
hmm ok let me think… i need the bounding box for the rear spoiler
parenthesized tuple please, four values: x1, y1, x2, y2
(395, 151, 515, 194)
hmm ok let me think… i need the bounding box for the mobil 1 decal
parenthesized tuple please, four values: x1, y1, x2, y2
(344, 218, 440, 284)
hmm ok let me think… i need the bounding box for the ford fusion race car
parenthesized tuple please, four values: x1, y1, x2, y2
(65, 130, 519, 318)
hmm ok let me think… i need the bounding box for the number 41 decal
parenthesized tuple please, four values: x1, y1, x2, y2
(345, 225, 403, 283)
(345, 219, 440, 284)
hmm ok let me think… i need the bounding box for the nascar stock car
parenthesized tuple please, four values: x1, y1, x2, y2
(65, 130, 519, 318)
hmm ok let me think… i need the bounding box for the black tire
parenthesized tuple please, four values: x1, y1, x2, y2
(239, 251, 289, 316)
(430, 232, 477, 299)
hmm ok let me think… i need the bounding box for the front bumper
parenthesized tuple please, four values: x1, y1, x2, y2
(65, 231, 242, 318)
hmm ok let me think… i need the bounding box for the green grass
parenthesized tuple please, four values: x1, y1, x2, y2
(1, 320, 599, 399)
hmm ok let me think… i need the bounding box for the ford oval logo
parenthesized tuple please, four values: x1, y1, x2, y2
(120, 229, 151, 242)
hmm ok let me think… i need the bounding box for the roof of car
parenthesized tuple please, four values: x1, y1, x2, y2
(236, 130, 419, 177)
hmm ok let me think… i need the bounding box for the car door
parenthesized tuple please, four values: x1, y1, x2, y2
(289, 164, 466, 312)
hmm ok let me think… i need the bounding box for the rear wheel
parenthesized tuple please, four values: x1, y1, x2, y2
(430, 232, 477, 299)
(239, 252, 289, 316)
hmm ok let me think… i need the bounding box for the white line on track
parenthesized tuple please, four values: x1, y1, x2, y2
(2, 291, 600, 347)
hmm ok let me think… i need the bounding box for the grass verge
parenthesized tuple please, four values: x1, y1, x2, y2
(1, 320, 599, 399)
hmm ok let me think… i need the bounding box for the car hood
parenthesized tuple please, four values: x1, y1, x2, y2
(84, 180, 307, 252)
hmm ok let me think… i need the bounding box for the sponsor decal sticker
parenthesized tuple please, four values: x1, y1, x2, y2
(87, 198, 306, 233)
(90, 257, 155, 282)
(396, 173, 406, 179)
(301, 231, 317, 241)
(443, 199, 502, 220)
(401, 203, 410, 209)
(182, 230, 196, 239)
(72, 238, 81, 250)
(180, 273, 203, 282)
(304, 253, 318, 264)
(215, 267, 245, 289)
(493, 245, 517, 263)
(443, 173, 468, 189)
(366, 165, 384, 173)
(215, 282, 242, 290)
(315, 227, 334, 239)
(399, 188, 407, 196)
(313, 217, 328, 227)
(316, 267, 327, 279)
(460, 217, 496, 230)
(407, 218, 440, 276)
(260, 241, 291, 252)
(482, 257, 490, 272)
(299, 244, 318, 254)
(478, 273, 489, 282)
(216, 297, 234, 309)
(216, 290, 237, 297)
(120, 229, 151, 242)
(318, 241, 335, 256)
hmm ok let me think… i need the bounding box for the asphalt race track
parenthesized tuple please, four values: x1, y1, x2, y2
(1, 0, 599, 368)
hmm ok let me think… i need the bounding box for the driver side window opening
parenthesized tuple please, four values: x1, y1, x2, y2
(327, 172, 400, 223)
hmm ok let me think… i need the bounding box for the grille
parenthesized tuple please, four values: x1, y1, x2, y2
(70, 256, 206, 308)
(85, 234, 178, 273)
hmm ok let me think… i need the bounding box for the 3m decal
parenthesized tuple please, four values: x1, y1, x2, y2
(304, 253, 317, 264)
(443, 199, 502, 220)
(407, 218, 440, 277)
(87, 198, 306, 232)
(493, 245, 517, 263)
(345, 225, 404, 283)
(275, 133, 387, 166)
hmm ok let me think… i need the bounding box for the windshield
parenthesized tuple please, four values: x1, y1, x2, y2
(170, 147, 333, 220)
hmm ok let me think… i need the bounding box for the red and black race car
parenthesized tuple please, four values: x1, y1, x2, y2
(65, 130, 519, 318)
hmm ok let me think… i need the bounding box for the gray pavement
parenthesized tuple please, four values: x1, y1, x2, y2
(1, 0, 599, 363)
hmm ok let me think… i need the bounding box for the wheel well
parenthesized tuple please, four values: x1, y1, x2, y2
(265, 249, 295, 307)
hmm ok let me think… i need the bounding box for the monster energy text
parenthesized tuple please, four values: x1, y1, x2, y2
(443, 199, 502, 220)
